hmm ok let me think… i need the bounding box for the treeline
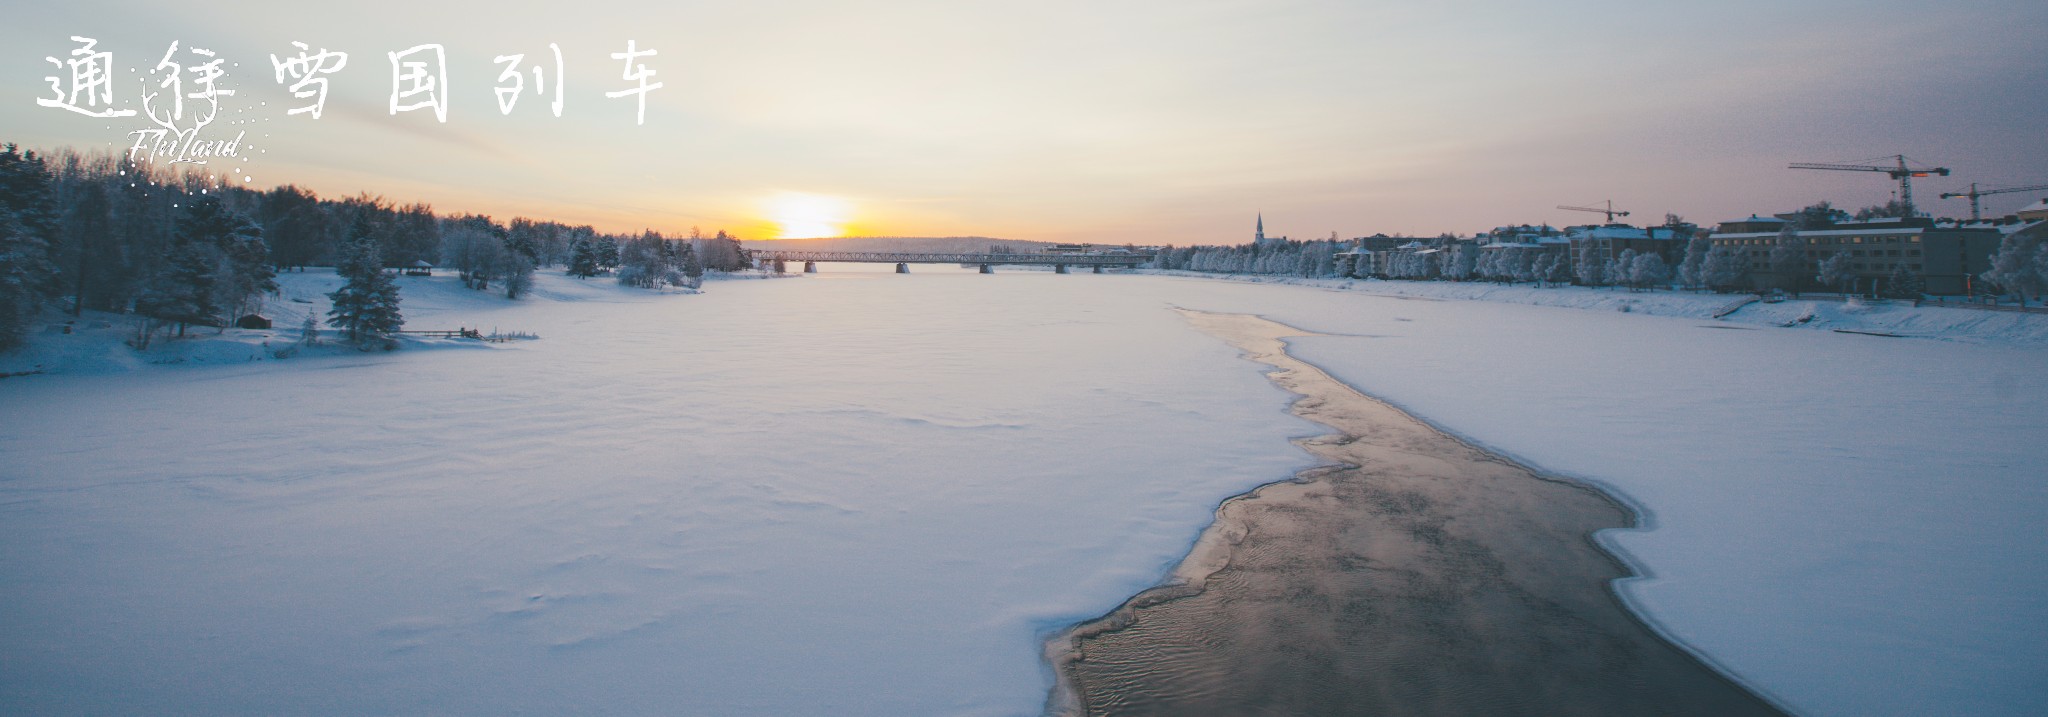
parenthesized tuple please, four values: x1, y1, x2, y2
(1150, 238, 1347, 278)
(1378, 242, 1685, 290)
(0, 143, 752, 350)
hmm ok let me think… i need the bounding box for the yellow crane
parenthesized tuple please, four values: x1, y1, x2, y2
(1788, 155, 1949, 216)
(1939, 183, 2048, 221)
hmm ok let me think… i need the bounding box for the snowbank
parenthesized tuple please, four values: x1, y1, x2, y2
(1144, 271, 2048, 346)
(0, 270, 680, 377)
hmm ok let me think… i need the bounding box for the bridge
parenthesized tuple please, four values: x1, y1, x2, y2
(749, 250, 1154, 274)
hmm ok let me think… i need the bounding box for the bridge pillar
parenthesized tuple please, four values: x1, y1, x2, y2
(773, 257, 788, 274)
(1092, 265, 1103, 274)
(979, 264, 993, 274)
(804, 261, 817, 273)
(895, 262, 910, 274)
(1055, 264, 1068, 274)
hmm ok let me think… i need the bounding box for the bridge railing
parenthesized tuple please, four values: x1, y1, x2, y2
(753, 251, 1154, 265)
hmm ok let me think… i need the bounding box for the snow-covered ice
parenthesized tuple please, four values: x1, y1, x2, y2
(0, 266, 1319, 716)
(3, 267, 2045, 715)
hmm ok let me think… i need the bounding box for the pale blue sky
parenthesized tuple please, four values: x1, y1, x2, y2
(7, 0, 2045, 242)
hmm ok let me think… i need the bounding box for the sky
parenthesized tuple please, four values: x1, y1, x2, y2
(6, 0, 2046, 244)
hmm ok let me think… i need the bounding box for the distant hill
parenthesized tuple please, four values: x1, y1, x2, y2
(741, 236, 1058, 254)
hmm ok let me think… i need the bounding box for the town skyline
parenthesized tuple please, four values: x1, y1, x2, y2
(8, 0, 2045, 243)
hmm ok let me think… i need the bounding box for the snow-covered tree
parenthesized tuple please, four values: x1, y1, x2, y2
(695, 230, 748, 272)
(256, 184, 325, 270)
(1607, 249, 1633, 289)
(384, 203, 440, 268)
(435, 214, 530, 297)
(566, 235, 600, 278)
(440, 219, 509, 291)
(173, 197, 275, 328)
(1882, 264, 1924, 299)
(1629, 252, 1670, 290)
(0, 145, 56, 351)
(616, 232, 692, 289)
(1981, 231, 2045, 305)
(505, 218, 544, 266)
(1853, 200, 1913, 221)
(135, 211, 230, 339)
(501, 252, 535, 299)
(1513, 249, 1540, 284)
(2036, 243, 2048, 295)
(1443, 244, 1476, 280)
(1543, 251, 1574, 285)
(680, 239, 705, 287)
(327, 216, 404, 346)
(1678, 234, 1711, 289)
(1574, 242, 1606, 286)
(1702, 245, 1747, 291)
(1791, 201, 1844, 230)
(0, 208, 52, 351)
(1815, 252, 1855, 293)
(1768, 225, 1807, 294)
(1473, 249, 1497, 281)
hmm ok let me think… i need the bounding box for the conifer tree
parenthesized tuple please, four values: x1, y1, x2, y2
(134, 235, 219, 337)
(327, 215, 404, 346)
(0, 144, 56, 351)
(680, 241, 704, 287)
(567, 236, 600, 278)
(0, 208, 51, 351)
(184, 198, 276, 325)
(1883, 264, 1924, 299)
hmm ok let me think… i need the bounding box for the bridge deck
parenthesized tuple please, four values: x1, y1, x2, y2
(752, 250, 1152, 266)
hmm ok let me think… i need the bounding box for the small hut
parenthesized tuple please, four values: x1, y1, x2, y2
(404, 260, 434, 276)
(235, 314, 273, 330)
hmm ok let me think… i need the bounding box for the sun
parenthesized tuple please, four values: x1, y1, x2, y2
(767, 192, 852, 239)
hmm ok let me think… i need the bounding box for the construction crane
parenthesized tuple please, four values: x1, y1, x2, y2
(1556, 200, 1630, 223)
(1788, 155, 1949, 216)
(1939, 183, 2048, 221)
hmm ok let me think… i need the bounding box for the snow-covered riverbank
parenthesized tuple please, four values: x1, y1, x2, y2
(3, 266, 2043, 716)
(1144, 270, 2048, 347)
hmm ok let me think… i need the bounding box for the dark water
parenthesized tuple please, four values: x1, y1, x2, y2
(1048, 311, 1786, 717)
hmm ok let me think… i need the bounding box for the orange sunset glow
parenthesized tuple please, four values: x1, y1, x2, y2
(765, 192, 855, 239)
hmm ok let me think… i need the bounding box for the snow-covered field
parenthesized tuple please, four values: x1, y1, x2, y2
(3, 266, 2044, 716)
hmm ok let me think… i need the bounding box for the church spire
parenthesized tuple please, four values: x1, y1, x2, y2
(1256, 213, 1265, 242)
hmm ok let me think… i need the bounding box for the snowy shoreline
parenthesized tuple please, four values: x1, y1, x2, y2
(1140, 270, 2048, 347)
(1047, 309, 1787, 715)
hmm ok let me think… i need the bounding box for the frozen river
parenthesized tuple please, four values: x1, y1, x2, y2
(3, 266, 2044, 715)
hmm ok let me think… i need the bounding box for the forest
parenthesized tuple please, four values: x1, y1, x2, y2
(0, 144, 751, 351)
